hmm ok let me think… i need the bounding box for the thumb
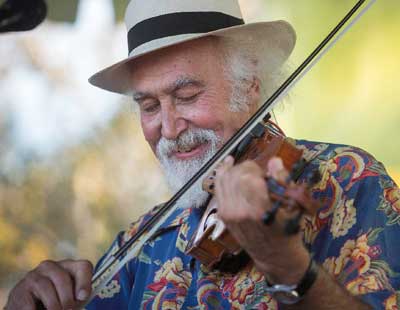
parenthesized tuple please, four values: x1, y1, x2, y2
(60, 259, 93, 301)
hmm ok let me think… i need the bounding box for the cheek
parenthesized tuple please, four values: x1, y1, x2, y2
(140, 116, 160, 152)
(186, 107, 224, 135)
(194, 99, 238, 139)
(187, 93, 228, 129)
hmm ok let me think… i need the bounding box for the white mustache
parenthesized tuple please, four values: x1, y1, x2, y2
(156, 128, 221, 209)
(156, 128, 220, 159)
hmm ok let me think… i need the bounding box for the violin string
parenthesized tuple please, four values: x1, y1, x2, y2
(265, 123, 281, 137)
(86, 0, 376, 303)
(284, 0, 376, 101)
(265, 121, 285, 137)
(271, 111, 279, 129)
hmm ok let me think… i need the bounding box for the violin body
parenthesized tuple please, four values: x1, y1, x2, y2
(186, 122, 319, 270)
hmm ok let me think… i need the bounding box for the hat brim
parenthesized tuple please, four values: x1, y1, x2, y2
(89, 20, 296, 95)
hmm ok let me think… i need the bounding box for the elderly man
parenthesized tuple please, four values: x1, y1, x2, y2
(6, 1, 400, 309)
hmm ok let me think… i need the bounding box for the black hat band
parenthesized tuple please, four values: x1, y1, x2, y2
(127, 11, 244, 54)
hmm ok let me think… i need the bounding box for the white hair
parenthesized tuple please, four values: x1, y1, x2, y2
(130, 36, 287, 114)
(129, 37, 289, 207)
(156, 127, 222, 209)
(216, 36, 287, 112)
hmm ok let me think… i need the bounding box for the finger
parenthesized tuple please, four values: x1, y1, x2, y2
(239, 160, 265, 179)
(60, 259, 93, 302)
(223, 155, 235, 165)
(216, 162, 267, 215)
(267, 157, 289, 181)
(216, 156, 234, 176)
(36, 260, 76, 308)
(26, 272, 62, 310)
(215, 162, 232, 185)
(6, 281, 37, 310)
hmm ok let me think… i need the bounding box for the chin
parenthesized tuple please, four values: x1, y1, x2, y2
(157, 127, 221, 208)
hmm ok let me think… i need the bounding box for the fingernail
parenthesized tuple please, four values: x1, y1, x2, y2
(224, 156, 232, 163)
(77, 289, 89, 301)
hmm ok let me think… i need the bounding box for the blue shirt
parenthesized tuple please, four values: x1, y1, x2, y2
(86, 140, 400, 309)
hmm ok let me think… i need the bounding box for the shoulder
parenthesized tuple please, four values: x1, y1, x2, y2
(292, 139, 392, 189)
(294, 139, 380, 166)
(294, 139, 399, 240)
(121, 203, 166, 245)
(93, 203, 166, 269)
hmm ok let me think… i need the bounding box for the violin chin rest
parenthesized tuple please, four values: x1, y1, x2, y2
(213, 251, 251, 274)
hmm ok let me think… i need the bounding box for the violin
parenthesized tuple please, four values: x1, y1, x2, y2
(186, 119, 321, 271)
(89, 0, 374, 300)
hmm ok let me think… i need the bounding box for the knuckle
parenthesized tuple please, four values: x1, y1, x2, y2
(27, 276, 51, 297)
(51, 269, 71, 287)
(38, 259, 55, 270)
(241, 160, 258, 170)
(78, 259, 93, 270)
(238, 172, 253, 184)
(33, 275, 50, 289)
(25, 270, 40, 284)
(76, 259, 94, 279)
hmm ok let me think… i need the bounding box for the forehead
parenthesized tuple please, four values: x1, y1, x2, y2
(129, 37, 225, 92)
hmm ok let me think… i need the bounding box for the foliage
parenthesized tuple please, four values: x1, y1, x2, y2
(0, 0, 399, 306)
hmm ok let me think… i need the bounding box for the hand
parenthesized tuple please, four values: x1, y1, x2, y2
(5, 259, 93, 310)
(215, 156, 310, 284)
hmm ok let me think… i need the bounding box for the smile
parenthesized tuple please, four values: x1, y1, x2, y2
(173, 142, 209, 160)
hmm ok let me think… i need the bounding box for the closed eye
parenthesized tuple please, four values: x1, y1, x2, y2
(139, 99, 160, 114)
(176, 92, 201, 103)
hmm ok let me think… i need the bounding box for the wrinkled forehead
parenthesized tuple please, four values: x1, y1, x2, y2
(128, 37, 226, 91)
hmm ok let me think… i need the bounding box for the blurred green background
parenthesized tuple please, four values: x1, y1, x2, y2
(0, 0, 398, 305)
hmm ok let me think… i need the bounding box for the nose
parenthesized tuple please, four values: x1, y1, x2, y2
(160, 102, 187, 140)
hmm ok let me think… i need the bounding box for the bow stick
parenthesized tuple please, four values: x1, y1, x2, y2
(88, 0, 376, 302)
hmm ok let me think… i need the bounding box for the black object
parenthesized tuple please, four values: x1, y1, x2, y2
(264, 259, 319, 304)
(128, 11, 244, 54)
(262, 201, 281, 225)
(0, 0, 47, 33)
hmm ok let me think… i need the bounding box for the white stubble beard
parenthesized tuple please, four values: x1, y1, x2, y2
(156, 128, 222, 209)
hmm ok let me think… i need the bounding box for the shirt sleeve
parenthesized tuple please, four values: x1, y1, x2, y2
(303, 145, 400, 310)
(84, 231, 132, 310)
(84, 210, 153, 310)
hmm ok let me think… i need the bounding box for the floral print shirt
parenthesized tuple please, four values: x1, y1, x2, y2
(86, 140, 400, 310)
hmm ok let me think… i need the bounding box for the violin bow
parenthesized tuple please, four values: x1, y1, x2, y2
(88, 0, 376, 302)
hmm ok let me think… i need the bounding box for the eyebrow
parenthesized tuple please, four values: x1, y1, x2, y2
(132, 76, 205, 102)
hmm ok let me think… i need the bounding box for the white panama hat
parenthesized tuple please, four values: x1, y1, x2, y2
(89, 0, 296, 94)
